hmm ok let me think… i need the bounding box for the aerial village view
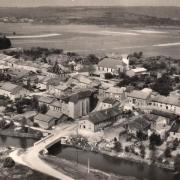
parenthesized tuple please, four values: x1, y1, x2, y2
(0, 0, 180, 180)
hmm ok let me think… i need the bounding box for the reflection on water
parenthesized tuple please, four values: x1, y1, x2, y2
(49, 146, 180, 180)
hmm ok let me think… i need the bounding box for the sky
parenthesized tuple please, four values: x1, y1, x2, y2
(0, 0, 180, 7)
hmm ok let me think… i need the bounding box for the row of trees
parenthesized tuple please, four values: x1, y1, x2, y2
(5, 96, 46, 114)
(113, 137, 146, 159)
(4, 47, 63, 61)
(118, 72, 174, 96)
(151, 74, 173, 96)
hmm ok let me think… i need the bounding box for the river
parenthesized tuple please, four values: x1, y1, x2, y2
(0, 135, 36, 148)
(0, 135, 179, 180)
(48, 145, 180, 180)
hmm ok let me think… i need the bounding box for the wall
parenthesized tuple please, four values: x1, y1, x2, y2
(68, 98, 90, 119)
(128, 97, 147, 107)
(79, 120, 94, 132)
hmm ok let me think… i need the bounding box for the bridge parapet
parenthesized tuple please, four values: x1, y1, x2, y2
(44, 137, 62, 149)
(34, 133, 54, 146)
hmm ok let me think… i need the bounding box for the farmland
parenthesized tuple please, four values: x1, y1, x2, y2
(1, 23, 180, 58)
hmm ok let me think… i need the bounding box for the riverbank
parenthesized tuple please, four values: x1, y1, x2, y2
(62, 144, 175, 172)
(42, 154, 137, 180)
(100, 148, 175, 171)
(0, 147, 56, 180)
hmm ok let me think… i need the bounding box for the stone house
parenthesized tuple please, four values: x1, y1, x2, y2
(127, 116, 151, 136)
(127, 89, 152, 108)
(97, 54, 129, 77)
(78, 108, 121, 132)
(149, 95, 180, 116)
(0, 82, 29, 100)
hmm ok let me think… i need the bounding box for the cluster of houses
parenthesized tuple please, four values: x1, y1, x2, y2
(127, 88, 180, 115)
(96, 53, 148, 78)
(0, 52, 180, 144)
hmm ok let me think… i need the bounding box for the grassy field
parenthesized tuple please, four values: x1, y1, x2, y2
(2, 23, 180, 58)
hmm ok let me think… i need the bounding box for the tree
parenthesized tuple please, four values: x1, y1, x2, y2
(104, 73, 113, 79)
(151, 74, 173, 96)
(86, 54, 99, 64)
(51, 60, 62, 74)
(3, 157, 15, 168)
(114, 137, 118, 142)
(140, 145, 146, 159)
(39, 104, 48, 114)
(9, 120, 14, 127)
(175, 155, 180, 172)
(164, 147, 171, 158)
(0, 119, 6, 129)
(172, 138, 179, 150)
(27, 79, 32, 91)
(114, 141, 122, 152)
(136, 130, 147, 141)
(149, 144, 157, 164)
(125, 146, 130, 153)
(16, 101, 24, 114)
(21, 117, 26, 127)
(31, 96, 39, 110)
(0, 36, 11, 50)
(149, 133, 162, 147)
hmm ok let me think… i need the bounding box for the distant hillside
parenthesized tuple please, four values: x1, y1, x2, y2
(124, 6, 180, 20)
(1, 6, 180, 26)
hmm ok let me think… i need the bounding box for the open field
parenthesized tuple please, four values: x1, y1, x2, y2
(2, 23, 180, 58)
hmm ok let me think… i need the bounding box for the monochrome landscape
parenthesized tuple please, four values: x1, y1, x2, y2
(0, 1, 180, 180)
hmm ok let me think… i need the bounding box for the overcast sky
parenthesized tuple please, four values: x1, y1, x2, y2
(0, 0, 180, 7)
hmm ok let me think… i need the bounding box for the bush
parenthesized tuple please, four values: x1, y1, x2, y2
(151, 74, 173, 96)
(33, 122, 39, 127)
(114, 141, 122, 152)
(39, 104, 48, 114)
(3, 157, 15, 168)
(140, 145, 146, 159)
(164, 147, 171, 158)
(104, 73, 113, 79)
(125, 146, 130, 153)
(149, 133, 162, 146)
(0, 36, 11, 50)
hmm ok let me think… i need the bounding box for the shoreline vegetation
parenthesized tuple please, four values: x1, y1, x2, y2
(58, 144, 175, 172)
